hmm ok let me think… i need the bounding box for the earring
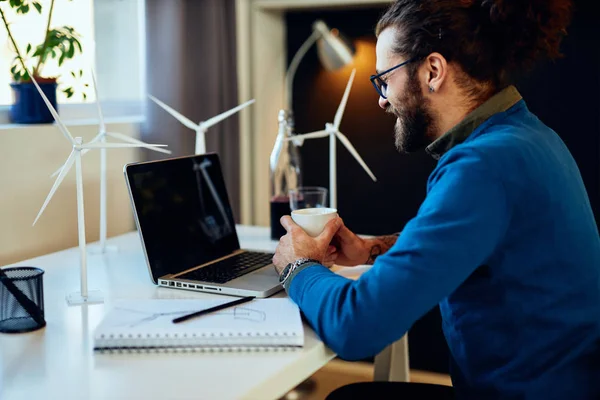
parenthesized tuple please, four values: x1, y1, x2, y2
(429, 86, 435, 93)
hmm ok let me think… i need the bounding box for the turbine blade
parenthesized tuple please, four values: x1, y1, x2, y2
(148, 95, 199, 130)
(33, 151, 76, 226)
(88, 131, 104, 145)
(50, 165, 63, 179)
(105, 132, 172, 154)
(335, 130, 377, 182)
(30, 75, 75, 145)
(90, 68, 106, 133)
(200, 99, 256, 129)
(81, 142, 168, 149)
(333, 69, 356, 131)
(49, 149, 91, 178)
(285, 130, 329, 141)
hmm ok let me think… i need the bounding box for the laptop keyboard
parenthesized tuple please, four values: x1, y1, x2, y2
(178, 252, 274, 284)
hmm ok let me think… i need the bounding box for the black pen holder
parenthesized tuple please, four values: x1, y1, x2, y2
(0, 267, 46, 333)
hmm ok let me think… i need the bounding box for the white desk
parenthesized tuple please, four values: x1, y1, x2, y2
(0, 226, 339, 400)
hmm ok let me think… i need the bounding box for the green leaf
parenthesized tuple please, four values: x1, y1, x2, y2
(26, 43, 31, 53)
(71, 71, 76, 78)
(83, 93, 87, 101)
(63, 87, 74, 98)
(79, 69, 83, 77)
(32, 1, 41, 13)
(67, 43, 75, 59)
(15, 3, 29, 14)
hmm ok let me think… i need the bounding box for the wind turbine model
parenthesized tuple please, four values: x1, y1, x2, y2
(51, 70, 172, 254)
(148, 95, 256, 154)
(30, 76, 168, 305)
(289, 69, 377, 209)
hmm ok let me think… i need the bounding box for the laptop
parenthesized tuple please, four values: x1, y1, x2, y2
(124, 153, 282, 298)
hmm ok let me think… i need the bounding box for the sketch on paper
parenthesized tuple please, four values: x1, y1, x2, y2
(112, 306, 267, 328)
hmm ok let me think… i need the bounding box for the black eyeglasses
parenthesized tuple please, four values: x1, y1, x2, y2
(369, 58, 418, 99)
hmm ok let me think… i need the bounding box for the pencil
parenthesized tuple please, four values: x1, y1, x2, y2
(172, 296, 256, 324)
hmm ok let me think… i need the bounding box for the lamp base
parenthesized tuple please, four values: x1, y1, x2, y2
(66, 290, 104, 306)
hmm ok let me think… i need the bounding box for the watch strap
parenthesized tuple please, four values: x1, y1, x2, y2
(281, 258, 321, 291)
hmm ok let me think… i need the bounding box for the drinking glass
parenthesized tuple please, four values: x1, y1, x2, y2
(289, 186, 328, 211)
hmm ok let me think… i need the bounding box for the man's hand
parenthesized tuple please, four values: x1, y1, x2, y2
(333, 220, 401, 266)
(272, 216, 342, 275)
(331, 221, 370, 266)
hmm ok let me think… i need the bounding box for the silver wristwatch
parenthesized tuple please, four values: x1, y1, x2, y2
(279, 258, 318, 287)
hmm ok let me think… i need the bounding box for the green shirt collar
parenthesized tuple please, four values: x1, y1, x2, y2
(426, 85, 523, 160)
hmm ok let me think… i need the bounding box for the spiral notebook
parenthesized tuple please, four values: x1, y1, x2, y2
(93, 298, 304, 352)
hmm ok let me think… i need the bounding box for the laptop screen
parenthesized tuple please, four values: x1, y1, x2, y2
(125, 153, 240, 280)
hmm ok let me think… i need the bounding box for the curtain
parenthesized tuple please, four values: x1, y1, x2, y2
(143, 0, 241, 222)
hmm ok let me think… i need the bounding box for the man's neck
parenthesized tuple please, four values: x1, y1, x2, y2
(431, 96, 478, 140)
(425, 85, 523, 160)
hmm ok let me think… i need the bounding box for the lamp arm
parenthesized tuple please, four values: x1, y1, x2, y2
(285, 29, 321, 111)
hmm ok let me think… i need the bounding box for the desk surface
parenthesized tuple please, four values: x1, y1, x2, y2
(0, 226, 348, 400)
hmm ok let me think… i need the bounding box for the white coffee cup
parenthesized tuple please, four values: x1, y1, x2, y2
(291, 207, 338, 237)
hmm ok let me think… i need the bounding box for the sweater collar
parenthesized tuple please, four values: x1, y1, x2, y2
(426, 85, 522, 160)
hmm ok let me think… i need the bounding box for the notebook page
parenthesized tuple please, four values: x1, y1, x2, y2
(94, 298, 303, 348)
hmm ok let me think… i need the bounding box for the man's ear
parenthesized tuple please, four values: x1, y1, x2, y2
(422, 52, 448, 93)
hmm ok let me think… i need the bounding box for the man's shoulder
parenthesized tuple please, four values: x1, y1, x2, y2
(441, 111, 552, 173)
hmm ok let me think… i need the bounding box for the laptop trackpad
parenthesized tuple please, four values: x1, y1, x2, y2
(231, 266, 280, 290)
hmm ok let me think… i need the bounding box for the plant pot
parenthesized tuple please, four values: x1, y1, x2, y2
(9, 80, 58, 124)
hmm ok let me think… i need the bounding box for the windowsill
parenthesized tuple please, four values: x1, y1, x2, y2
(0, 115, 145, 131)
(0, 101, 146, 130)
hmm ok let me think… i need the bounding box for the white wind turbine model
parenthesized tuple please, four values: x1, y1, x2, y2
(30, 76, 168, 305)
(148, 95, 256, 154)
(51, 70, 172, 254)
(289, 69, 377, 208)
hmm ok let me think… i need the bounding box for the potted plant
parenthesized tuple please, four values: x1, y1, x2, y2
(0, 0, 85, 123)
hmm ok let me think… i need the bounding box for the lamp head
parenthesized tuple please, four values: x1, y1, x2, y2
(312, 20, 355, 71)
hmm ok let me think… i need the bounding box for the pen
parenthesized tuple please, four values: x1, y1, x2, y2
(172, 296, 256, 324)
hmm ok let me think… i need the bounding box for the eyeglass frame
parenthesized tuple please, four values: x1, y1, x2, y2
(369, 57, 419, 99)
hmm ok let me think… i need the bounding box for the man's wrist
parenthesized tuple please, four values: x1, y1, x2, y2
(279, 258, 321, 290)
(364, 238, 382, 265)
(364, 233, 400, 265)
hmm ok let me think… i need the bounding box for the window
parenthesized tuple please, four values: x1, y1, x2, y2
(0, 0, 95, 105)
(0, 0, 145, 120)
(92, 0, 146, 105)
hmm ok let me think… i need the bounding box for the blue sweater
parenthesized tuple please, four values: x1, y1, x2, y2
(287, 100, 600, 398)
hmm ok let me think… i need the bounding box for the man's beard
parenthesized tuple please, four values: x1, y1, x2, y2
(387, 69, 436, 153)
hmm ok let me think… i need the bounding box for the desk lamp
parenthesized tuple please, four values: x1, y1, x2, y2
(285, 20, 356, 113)
(271, 20, 356, 189)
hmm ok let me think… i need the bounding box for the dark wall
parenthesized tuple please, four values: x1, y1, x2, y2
(286, 1, 600, 374)
(514, 1, 600, 229)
